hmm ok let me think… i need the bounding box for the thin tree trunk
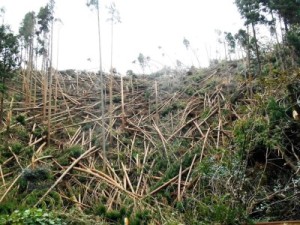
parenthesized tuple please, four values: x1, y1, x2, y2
(96, 4, 106, 170)
(246, 26, 251, 71)
(109, 20, 114, 144)
(47, 18, 54, 145)
(0, 78, 5, 124)
(155, 80, 159, 122)
(43, 72, 47, 120)
(0, 92, 3, 125)
(270, 10, 285, 70)
(121, 74, 125, 129)
(251, 22, 261, 75)
(28, 40, 34, 106)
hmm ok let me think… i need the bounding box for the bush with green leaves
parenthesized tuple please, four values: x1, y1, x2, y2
(0, 208, 66, 225)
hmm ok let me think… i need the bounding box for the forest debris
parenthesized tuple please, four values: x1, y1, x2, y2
(34, 146, 96, 207)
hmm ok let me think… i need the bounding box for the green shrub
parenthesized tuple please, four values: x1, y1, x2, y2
(0, 208, 66, 225)
(105, 209, 122, 222)
(130, 210, 151, 225)
(68, 145, 84, 158)
(93, 204, 106, 216)
(22, 167, 52, 182)
(20, 190, 62, 209)
(15, 114, 26, 126)
(113, 95, 122, 103)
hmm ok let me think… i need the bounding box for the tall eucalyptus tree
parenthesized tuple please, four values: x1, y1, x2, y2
(107, 2, 121, 143)
(87, 0, 106, 170)
(19, 11, 36, 104)
(47, 0, 55, 145)
(35, 1, 55, 144)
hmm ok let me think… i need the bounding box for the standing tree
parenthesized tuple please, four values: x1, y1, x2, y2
(106, 2, 121, 143)
(183, 37, 201, 67)
(262, 0, 300, 32)
(47, 0, 55, 145)
(225, 32, 236, 61)
(137, 53, 147, 74)
(19, 11, 36, 105)
(0, 25, 19, 124)
(87, 0, 106, 170)
(36, 2, 54, 122)
(235, 29, 252, 68)
(0, 7, 5, 25)
(36, 3, 53, 71)
(215, 29, 228, 61)
(235, 0, 264, 75)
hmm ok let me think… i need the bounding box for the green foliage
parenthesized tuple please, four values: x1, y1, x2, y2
(234, 117, 270, 155)
(68, 145, 84, 158)
(130, 210, 151, 225)
(0, 208, 66, 225)
(0, 25, 19, 78)
(161, 101, 186, 117)
(36, 3, 53, 35)
(184, 86, 196, 96)
(105, 210, 122, 222)
(0, 199, 19, 215)
(86, 0, 99, 9)
(137, 53, 150, 73)
(225, 32, 236, 55)
(19, 11, 36, 46)
(93, 203, 106, 216)
(82, 123, 93, 131)
(15, 114, 26, 126)
(0, 24, 19, 121)
(287, 25, 300, 58)
(182, 196, 250, 225)
(0, 83, 7, 94)
(11, 142, 23, 154)
(57, 145, 84, 166)
(266, 98, 287, 126)
(0, 141, 25, 158)
(22, 167, 51, 183)
(112, 94, 121, 103)
(21, 190, 62, 209)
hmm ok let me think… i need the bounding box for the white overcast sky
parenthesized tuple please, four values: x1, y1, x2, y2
(1, 0, 244, 74)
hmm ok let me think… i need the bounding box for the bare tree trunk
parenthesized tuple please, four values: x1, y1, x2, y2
(0, 78, 5, 125)
(43, 72, 47, 120)
(246, 26, 251, 70)
(121, 74, 125, 129)
(96, 4, 107, 170)
(28, 40, 34, 106)
(155, 80, 159, 122)
(0, 92, 3, 125)
(251, 23, 261, 75)
(270, 11, 285, 70)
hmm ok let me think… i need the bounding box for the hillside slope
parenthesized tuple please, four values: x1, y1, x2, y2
(1, 60, 300, 224)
